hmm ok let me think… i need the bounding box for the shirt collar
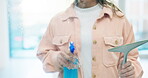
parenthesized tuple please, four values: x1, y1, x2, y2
(61, 3, 123, 21)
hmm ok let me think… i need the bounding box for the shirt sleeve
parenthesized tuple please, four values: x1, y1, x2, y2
(121, 18, 143, 78)
(36, 18, 62, 73)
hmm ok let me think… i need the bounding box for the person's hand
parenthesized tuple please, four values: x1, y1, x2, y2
(118, 61, 135, 78)
(57, 50, 77, 69)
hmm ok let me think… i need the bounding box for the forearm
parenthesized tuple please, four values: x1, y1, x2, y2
(128, 50, 143, 78)
(37, 50, 62, 73)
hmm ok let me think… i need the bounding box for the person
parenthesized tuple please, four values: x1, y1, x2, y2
(36, 0, 143, 78)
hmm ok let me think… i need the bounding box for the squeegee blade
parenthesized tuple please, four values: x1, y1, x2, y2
(108, 40, 148, 53)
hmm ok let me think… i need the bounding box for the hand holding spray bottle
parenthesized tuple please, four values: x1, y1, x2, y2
(63, 42, 79, 78)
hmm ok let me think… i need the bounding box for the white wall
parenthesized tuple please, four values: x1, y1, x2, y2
(0, 0, 10, 69)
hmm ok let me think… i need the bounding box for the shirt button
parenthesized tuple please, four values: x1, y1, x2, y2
(92, 57, 96, 61)
(93, 40, 97, 44)
(93, 26, 96, 30)
(115, 40, 118, 45)
(92, 73, 96, 78)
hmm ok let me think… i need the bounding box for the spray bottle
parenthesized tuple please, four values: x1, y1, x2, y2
(63, 42, 79, 78)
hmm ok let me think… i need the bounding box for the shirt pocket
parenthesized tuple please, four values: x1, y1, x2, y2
(103, 36, 123, 67)
(52, 35, 71, 51)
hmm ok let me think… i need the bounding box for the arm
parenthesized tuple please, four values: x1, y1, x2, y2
(119, 18, 143, 78)
(36, 19, 61, 73)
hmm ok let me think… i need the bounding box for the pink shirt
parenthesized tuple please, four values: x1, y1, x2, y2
(37, 3, 143, 78)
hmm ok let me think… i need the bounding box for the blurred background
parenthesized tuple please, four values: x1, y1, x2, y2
(0, 0, 148, 78)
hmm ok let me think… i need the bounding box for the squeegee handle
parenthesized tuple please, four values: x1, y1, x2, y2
(122, 53, 128, 65)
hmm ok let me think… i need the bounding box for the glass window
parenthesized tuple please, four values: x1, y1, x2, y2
(8, 0, 73, 58)
(125, 0, 148, 51)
